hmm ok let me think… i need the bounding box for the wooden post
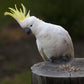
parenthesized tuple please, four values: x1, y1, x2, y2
(31, 58, 84, 84)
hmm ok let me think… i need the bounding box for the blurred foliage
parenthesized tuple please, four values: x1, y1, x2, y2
(1, 70, 31, 84)
(0, 0, 84, 38)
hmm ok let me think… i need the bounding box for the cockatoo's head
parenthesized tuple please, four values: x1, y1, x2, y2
(4, 4, 36, 34)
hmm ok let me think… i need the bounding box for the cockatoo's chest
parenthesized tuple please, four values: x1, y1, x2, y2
(37, 32, 64, 53)
(37, 28, 64, 48)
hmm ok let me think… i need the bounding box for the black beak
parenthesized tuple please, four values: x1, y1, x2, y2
(25, 28, 32, 35)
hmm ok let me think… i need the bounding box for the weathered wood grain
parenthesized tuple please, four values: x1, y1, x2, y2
(31, 58, 84, 84)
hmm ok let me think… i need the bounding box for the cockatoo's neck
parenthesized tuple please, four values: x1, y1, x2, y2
(30, 17, 45, 38)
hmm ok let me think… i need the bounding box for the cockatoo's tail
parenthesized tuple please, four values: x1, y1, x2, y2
(4, 4, 30, 21)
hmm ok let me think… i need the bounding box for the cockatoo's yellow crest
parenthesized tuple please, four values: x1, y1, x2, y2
(4, 4, 30, 21)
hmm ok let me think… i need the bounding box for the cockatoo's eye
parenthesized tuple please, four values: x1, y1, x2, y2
(25, 28, 32, 35)
(30, 25, 32, 27)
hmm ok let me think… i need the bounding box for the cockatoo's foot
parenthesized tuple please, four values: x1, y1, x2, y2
(46, 56, 71, 64)
(47, 58, 54, 63)
(47, 58, 63, 64)
(61, 56, 70, 62)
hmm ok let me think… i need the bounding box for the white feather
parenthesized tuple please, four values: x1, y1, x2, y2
(18, 16, 74, 60)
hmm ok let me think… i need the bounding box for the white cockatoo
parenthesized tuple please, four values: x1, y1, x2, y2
(4, 4, 74, 62)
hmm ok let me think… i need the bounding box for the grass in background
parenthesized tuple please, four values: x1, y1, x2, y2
(1, 70, 31, 84)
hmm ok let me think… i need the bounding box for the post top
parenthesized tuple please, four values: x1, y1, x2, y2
(31, 58, 84, 78)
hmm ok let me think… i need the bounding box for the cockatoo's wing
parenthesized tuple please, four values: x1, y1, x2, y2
(36, 39, 48, 61)
(65, 32, 74, 58)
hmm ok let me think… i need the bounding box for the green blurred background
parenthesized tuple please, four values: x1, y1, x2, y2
(0, 0, 84, 84)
